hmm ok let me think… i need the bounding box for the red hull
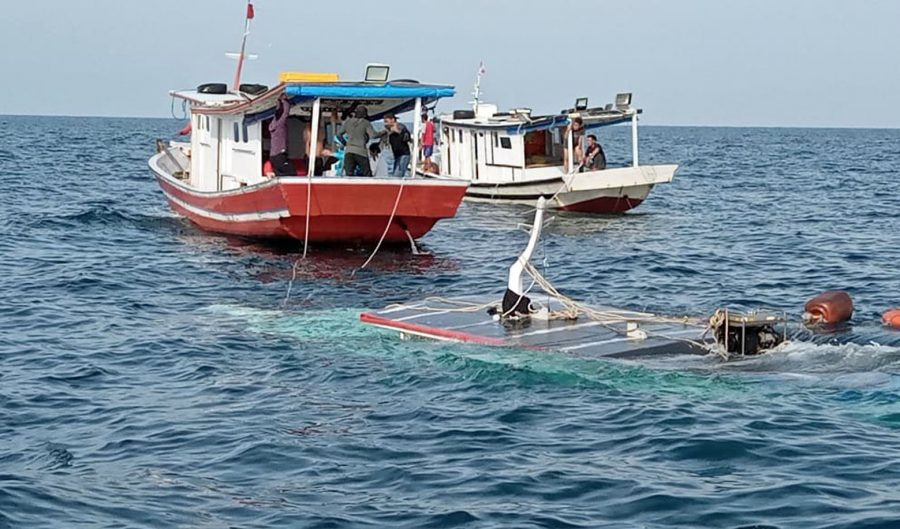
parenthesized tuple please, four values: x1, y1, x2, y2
(153, 172, 467, 243)
(559, 196, 644, 214)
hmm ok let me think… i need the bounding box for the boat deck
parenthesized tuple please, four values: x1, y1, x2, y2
(361, 295, 714, 359)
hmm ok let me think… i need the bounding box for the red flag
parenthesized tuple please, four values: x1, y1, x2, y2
(246, 3, 255, 19)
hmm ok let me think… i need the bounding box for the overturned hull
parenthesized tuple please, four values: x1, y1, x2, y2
(361, 295, 712, 359)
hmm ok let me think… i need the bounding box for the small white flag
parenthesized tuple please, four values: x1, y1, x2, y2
(477, 61, 486, 76)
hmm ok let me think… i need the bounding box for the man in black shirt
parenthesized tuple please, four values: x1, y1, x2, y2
(582, 134, 607, 171)
(383, 113, 412, 177)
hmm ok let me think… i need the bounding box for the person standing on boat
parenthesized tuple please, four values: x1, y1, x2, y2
(342, 106, 378, 176)
(563, 117, 585, 172)
(421, 111, 435, 169)
(268, 94, 294, 176)
(383, 113, 412, 177)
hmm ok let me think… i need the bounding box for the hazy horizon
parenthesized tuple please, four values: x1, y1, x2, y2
(2, 0, 899, 128)
(4, 113, 900, 131)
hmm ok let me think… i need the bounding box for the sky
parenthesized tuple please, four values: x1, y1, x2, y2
(1, 0, 899, 127)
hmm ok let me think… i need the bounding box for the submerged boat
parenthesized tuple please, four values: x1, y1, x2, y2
(149, 4, 466, 244)
(427, 82, 677, 213)
(362, 199, 788, 360)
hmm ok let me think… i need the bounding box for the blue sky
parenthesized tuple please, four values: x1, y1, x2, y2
(2, 0, 898, 127)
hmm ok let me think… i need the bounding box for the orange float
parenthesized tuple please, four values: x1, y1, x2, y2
(883, 309, 900, 329)
(803, 291, 854, 325)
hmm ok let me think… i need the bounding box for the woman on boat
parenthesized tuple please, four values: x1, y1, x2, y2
(268, 94, 294, 176)
(563, 117, 585, 172)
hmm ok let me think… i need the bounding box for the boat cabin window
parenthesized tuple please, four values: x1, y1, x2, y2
(242, 122, 249, 143)
(500, 136, 512, 149)
(233, 122, 240, 142)
(524, 129, 564, 168)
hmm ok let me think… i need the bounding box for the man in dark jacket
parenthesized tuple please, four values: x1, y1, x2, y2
(342, 106, 379, 176)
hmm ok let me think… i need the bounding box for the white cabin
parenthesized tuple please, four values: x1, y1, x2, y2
(439, 94, 642, 185)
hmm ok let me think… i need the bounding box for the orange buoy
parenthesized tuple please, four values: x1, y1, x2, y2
(883, 309, 900, 329)
(803, 290, 854, 325)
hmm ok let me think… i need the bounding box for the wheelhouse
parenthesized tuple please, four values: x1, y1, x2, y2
(171, 73, 454, 192)
(439, 94, 642, 183)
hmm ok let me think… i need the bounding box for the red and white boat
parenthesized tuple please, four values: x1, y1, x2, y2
(149, 5, 466, 244)
(427, 72, 677, 214)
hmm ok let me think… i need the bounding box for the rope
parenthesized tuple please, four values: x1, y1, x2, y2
(353, 176, 407, 277)
(283, 259, 301, 306)
(302, 171, 312, 259)
(386, 297, 499, 313)
(521, 261, 712, 350)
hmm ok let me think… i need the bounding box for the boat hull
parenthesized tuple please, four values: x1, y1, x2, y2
(427, 164, 676, 214)
(150, 153, 468, 243)
(361, 295, 712, 358)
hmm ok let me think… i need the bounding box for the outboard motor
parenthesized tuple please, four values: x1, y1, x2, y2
(710, 309, 786, 357)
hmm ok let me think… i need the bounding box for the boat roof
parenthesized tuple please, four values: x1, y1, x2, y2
(172, 80, 455, 123)
(442, 106, 642, 134)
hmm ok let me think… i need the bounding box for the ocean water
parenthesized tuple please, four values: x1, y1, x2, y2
(1, 115, 900, 528)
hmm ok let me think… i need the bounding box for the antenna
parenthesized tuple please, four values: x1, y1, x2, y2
(471, 61, 486, 114)
(230, 1, 256, 91)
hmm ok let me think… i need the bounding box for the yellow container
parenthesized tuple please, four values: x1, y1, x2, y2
(279, 71, 340, 83)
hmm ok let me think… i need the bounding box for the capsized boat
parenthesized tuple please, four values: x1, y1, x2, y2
(427, 81, 677, 213)
(149, 4, 466, 244)
(362, 199, 789, 360)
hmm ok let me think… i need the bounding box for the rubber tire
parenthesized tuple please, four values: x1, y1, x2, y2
(239, 83, 268, 95)
(452, 110, 476, 119)
(197, 83, 228, 94)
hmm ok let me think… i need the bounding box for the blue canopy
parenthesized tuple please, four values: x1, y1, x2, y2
(284, 82, 454, 99)
(243, 82, 454, 125)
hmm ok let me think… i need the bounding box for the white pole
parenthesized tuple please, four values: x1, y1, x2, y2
(307, 98, 321, 176)
(508, 197, 546, 295)
(631, 112, 639, 167)
(410, 97, 422, 177)
(302, 98, 321, 259)
(567, 119, 575, 173)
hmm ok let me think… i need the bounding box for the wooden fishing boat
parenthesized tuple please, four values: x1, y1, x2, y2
(149, 3, 467, 244)
(425, 71, 676, 214)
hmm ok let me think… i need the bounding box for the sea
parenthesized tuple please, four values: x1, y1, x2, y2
(1, 115, 900, 528)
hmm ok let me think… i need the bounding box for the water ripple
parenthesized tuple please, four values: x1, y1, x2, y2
(2, 117, 900, 527)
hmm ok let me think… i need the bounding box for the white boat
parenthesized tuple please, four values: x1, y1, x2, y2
(428, 89, 677, 214)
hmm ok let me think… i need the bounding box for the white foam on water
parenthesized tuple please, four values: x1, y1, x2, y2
(204, 303, 378, 341)
(714, 339, 900, 388)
